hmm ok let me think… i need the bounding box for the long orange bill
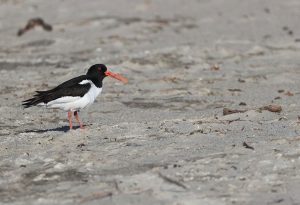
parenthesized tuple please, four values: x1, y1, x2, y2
(105, 70, 128, 83)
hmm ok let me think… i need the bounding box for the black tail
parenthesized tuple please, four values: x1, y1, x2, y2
(22, 91, 49, 108)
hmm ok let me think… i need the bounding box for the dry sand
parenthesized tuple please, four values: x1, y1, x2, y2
(1, 0, 300, 204)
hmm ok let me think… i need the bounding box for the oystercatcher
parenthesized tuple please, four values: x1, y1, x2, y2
(22, 64, 128, 130)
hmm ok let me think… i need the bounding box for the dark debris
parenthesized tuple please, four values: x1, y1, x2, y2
(17, 17, 52, 36)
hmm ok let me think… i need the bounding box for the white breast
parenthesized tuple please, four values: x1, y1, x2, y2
(46, 80, 102, 111)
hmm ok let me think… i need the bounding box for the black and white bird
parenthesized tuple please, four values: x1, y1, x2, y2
(22, 64, 128, 130)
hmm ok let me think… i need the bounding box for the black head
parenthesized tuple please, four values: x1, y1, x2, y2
(86, 64, 128, 86)
(87, 64, 107, 80)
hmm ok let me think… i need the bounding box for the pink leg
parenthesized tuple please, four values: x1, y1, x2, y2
(74, 111, 84, 129)
(67, 111, 73, 130)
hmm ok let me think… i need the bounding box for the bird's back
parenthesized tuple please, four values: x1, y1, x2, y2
(22, 75, 91, 108)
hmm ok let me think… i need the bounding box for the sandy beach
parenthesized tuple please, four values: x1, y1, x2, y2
(1, 0, 300, 204)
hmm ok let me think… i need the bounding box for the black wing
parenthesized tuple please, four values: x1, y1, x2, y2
(38, 75, 88, 93)
(22, 75, 91, 108)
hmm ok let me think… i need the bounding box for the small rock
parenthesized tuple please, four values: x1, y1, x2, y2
(284, 91, 294, 96)
(77, 143, 86, 148)
(210, 64, 220, 71)
(239, 102, 247, 106)
(261, 105, 282, 113)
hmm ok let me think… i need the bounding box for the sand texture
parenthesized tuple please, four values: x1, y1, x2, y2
(1, 0, 300, 204)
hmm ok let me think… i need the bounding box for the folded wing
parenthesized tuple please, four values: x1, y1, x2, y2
(22, 76, 91, 108)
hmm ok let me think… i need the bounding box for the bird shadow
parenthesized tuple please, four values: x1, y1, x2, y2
(24, 126, 81, 133)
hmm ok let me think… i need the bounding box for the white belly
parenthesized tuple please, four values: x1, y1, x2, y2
(45, 85, 102, 111)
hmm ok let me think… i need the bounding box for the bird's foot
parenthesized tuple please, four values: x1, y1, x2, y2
(74, 111, 85, 130)
(79, 124, 85, 129)
(68, 111, 73, 130)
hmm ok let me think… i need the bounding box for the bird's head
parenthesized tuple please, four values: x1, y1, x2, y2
(87, 64, 128, 83)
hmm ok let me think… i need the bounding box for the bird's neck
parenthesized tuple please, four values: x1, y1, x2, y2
(90, 78, 103, 88)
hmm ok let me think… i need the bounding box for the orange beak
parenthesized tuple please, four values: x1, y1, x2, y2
(105, 70, 128, 83)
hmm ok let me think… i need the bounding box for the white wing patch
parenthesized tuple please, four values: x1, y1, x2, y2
(79, 80, 90, 85)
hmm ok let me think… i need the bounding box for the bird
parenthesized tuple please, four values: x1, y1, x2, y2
(22, 64, 128, 130)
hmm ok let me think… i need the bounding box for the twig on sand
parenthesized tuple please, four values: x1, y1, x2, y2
(223, 104, 282, 116)
(158, 172, 188, 190)
(113, 179, 121, 193)
(243, 142, 254, 150)
(79, 191, 112, 203)
(223, 108, 247, 115)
